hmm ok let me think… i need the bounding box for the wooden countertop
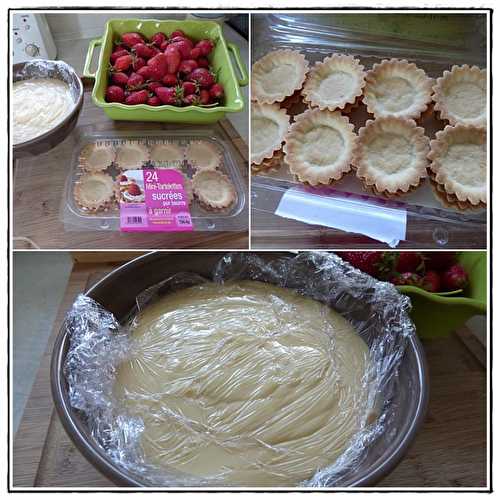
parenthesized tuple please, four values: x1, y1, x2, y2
(12, 262, 487, 489)
(13, 88, 249, 250)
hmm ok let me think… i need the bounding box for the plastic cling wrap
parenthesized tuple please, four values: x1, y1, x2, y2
(62, 252, 416, 487)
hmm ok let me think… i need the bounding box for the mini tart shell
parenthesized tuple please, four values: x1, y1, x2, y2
(192, 170, 236, 210)
(353, 117, 429, 195)
(115, 142, 150, 170)
(251, 102, 290, 165)
(79, 143, 116, 172)
(428, 124, 486, 206)
(149, 142, 185, 169)
(432, 65, 486, 127)
(252, 49, 309, 104)
(302, 54, 366, 112)
(74, 172, 117, 212)
(363, 59, 433, 120)
(283, 108, 356, 186)
(185, 140, 222, 171)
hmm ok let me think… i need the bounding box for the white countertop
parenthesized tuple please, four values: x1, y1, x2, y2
(51, 20, 248, 144)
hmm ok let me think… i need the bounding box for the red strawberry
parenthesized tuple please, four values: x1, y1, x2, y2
(182, 81, 197, 96)
(422, 270, 441, 293)
(391, 272, 423, 287)
(183, 93, 200, 106)
(442, 264, 469, 291)
(160, 39, 170, 51)
(154, 86, 178, 105)
(147, 95, 162, 106)
(137, 65, 153, 79)
(395, 252, 424, 274)
(148, 81, 162, 92)
(209, 83, 224, 100)
(338, 252, 387, 278)
(162, 73, 178, 86)
(190, 47, 202, 60)
(164, 46, 181, 75)
(170, 39, 193, 59)
(128, 183, 142, 196)
(178, 59, 198, 75)
(127, 72, 144, 89)
(170, 29, 186, 38)
(189, 68, 215, 88)
(195, 39, 214, 56)
(113, 54, 133, 72)
(170, 35, 192, 44)
(424, 252, 457, 271)
(151, 32, 167, 47)
(132, 42, 156, 59)
(121, 32, 144, 48)
(197, 57, 209, 68)
(110, 72, 129, 87)
(110, 48, 129, 64)
(118, 174, 128, 182)
(105, 85, 125, 103)
(125, 89, 149, 105)
(132, 56, 146, 72)
(147, 53, 169, 80)
(199, 89, 211, 105)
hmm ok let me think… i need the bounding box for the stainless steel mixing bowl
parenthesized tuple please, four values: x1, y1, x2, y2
(12, 59, 84, 158)
(51, 252, 429, 488)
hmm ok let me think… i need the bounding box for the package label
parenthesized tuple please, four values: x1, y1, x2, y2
(119, 169, 193, 232)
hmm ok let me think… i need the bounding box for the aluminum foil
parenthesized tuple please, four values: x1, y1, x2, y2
(63, 252, 415, 487)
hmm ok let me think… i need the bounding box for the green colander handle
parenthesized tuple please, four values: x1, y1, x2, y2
(226, 42, 249, 87)
(83, 37, 102, 79)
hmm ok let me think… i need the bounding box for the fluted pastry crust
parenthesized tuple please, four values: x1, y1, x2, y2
(428, 124, 486, 206)
(302, 54, 366, 112)
(353, 117, 429, 196)
(363, 59, 432, 120)
(192, 170, 236, 209)
(283, 108, 356, 186)
(252, 50, 309, 104)
(74, 172, 117, 212)
(115, 142, 150, 170)
(79, 143, 116, 172)
(432, 65, 486, 127)
(251, 102, 290, 165)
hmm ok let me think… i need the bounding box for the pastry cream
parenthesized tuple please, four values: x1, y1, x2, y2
(13, 78, 74, 144)
(115, 281, 370, 486)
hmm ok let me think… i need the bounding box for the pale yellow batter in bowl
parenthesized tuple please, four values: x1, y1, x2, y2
(115, 280, 370, 486)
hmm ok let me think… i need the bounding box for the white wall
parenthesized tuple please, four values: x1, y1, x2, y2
(46, 13, 187, 41)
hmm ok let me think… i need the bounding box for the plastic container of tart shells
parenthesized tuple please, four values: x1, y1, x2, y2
(62, 128, 247, 232)
(251, 14, 487, 247)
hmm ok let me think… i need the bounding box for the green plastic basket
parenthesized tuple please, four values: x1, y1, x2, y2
(83, 19, 248, 124)
(397, 252, 487, 338)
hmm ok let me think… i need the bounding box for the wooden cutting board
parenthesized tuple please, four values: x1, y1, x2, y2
(13, 87, 248, 250)
(12, 263, 487, 489)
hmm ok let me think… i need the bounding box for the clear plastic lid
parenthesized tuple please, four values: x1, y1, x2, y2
(251, 13, 487, 247)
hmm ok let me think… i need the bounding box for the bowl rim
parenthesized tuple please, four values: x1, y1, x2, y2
(12, 59, 84, 150)
(397, 284, 486, 312)
(91, 18, 244, 114)
(50, 252, 429, 489)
